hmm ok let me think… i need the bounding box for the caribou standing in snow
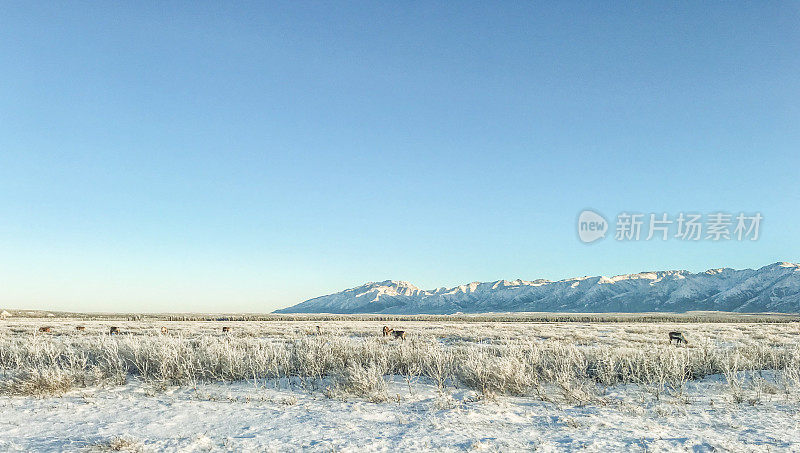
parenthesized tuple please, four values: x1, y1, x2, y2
(382, 326, 406, 340)
(669, 331, 688, 345)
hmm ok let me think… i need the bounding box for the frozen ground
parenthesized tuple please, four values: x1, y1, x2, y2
(1, 376, 799, 452)
(1, 317, 799, 451)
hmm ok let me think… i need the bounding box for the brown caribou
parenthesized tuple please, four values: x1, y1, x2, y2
(669, 331, 688, 345)
(382, 326, 406, 340)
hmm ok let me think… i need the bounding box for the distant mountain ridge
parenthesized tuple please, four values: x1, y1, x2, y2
(275, 262, 800, 314)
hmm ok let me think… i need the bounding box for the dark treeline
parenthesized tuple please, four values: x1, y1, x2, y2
(4, 310, 799, 324)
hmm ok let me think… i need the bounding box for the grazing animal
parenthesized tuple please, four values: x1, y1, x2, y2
(161, 326, 168, 334)
(109, 326, 120, 335)
(383, 327, 406, 340)
(76, 326, 86, 331)
(222, 326, 230, 333)
(38, 326, 51, 333)
(669, 331, 688, 345)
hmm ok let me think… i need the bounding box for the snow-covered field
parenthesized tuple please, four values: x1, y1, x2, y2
(1, 317, 799, 451)
(3, 375, 800, 452)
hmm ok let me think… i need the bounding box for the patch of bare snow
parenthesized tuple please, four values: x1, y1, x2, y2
(0, 376, 798, 452)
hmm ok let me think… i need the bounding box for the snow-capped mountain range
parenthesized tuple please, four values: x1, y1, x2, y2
(275, 262, 800, 314)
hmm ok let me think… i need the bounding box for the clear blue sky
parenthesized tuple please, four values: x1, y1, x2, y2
(1, 2, 798, 312)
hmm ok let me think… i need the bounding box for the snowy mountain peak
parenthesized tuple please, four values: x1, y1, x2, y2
(770, 261, 799, 269)
(275, 262, 800, 314)
(368, 280, 420, 291)
(352, 280, 422, 300)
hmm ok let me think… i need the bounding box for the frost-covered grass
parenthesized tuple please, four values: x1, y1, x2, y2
(2, 317, 800, 451)
(1, 318, 799, 404)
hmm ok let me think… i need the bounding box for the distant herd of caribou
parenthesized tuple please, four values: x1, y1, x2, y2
(32, 324, 689, 345)
(37, 325, 216, 335)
